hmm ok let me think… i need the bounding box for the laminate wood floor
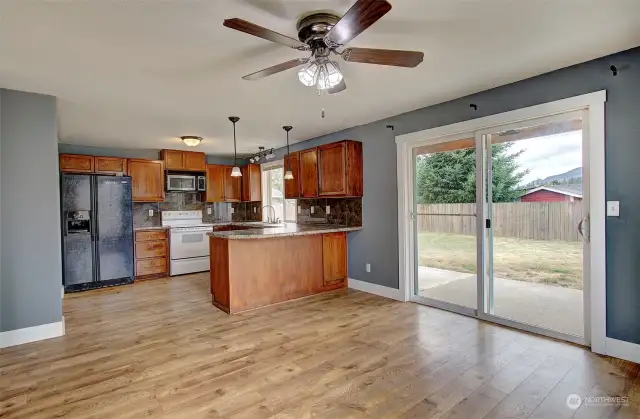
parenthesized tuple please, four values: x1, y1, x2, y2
(1, 273, 638, 418)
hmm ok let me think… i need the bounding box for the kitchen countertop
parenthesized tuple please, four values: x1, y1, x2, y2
(208, 224, 362, 239)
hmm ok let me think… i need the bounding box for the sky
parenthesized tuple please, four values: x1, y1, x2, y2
(508, 130, 582, 185)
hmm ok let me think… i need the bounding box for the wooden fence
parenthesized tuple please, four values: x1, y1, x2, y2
(417, 202, 583, 241)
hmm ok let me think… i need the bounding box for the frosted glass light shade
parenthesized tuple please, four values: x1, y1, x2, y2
(316, 61, 343, 90)
(298, 62, 319, 87)
(284, 169, 294, 180)
(181, 136, 202, 147)
(230, 166, 242, 177)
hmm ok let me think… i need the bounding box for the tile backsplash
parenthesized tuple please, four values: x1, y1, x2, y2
(133, 193, 263, 228)
(297, 197, 362, 227)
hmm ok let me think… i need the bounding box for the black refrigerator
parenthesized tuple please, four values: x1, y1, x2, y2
(61, 174, 134, 292)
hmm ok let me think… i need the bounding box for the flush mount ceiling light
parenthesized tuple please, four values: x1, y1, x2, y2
(283, 126, 294, 180)
(229, 116, 242, 177)
(181, 135, 202, 147)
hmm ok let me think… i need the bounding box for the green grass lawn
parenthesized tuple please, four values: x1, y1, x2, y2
(418, 232, 583, 289)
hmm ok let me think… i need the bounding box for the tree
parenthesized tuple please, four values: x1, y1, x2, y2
(416, 143, 528, 204)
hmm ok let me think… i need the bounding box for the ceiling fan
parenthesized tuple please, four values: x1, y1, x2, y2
(223, 0, 424, 94)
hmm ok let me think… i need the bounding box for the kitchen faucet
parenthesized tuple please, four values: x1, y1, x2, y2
(261, 205, 279, 224)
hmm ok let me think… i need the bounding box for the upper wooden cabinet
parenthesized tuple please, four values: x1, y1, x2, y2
(127, 159, 165, 202)
(284, 152, 300, 199)
(299, 148, 319, 198)
(318, 140, 363, 197)
(223, 166, 242, 202)
(241, 164, 262, 202)
(59, 154, 94, 173)
(95, 156, 127, 175)
(205, 164, 241, 202)
(205, 164, 225, 202)
(160, 149, 206, 172)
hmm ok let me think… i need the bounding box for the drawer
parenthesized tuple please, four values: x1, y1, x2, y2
(135, 240, 167, 259)
(135, 230, 167, 241)
(136, 257, 167, 276)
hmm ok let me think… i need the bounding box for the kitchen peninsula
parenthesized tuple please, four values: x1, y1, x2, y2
(208, 224, 360, 313)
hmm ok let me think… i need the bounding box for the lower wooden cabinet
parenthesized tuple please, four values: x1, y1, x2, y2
(134, 229, 168, 279)
(322, 232, 347, 287)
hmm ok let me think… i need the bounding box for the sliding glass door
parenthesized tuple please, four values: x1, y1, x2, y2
(412, 110, 589, 345)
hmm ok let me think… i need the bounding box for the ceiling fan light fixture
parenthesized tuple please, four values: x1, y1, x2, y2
(316, 61, 343, 90)
(298, 62, 318, 87)
(181, 135, 202, 147)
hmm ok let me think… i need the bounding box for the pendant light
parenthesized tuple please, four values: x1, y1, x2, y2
(229, 116, 242, 177)
(283, 125, 294, 180)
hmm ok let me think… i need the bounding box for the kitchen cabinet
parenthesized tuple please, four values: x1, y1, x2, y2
(205, 164, 240, 202)
(241, 163, 262, 202)
(205, 164, 225, 202)
(224, 166, 242, 202)
(134, 229, 168, 279)
(322, 232, 347, 287)
(318, 140, 363, 197)
(127, 159, 165, 202)
(94, 156, 127, 175)
(284, 152, 300, 199)
(161, 149, 206, 172)
(299, 148, 318, 198)
(161, 149, 184, 171)
(59, 154, 94, 173)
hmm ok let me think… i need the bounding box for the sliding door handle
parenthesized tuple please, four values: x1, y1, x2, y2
(578, 216, 589, 242)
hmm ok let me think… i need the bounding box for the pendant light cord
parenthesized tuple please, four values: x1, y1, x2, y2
(233, 121, 237, 166)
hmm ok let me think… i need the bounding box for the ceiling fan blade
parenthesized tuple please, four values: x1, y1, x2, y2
(242, 58, 309, 81)
(342, 47, 424, 67)
(324, 0, 392, 47)
(224, 18, 309, 50)
(328, 79, 347, 94)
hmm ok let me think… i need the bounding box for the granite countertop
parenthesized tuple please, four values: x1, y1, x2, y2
(208, 224, 362, 240)
(134, 226, 169, 231)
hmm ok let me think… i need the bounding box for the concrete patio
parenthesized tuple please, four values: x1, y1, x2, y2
(417, 266, 584, 337)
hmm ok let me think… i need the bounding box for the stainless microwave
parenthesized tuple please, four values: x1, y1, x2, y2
(166, 174, 196, 191)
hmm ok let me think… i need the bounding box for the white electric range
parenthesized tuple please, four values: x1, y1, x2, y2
(161, 210, 213, 276)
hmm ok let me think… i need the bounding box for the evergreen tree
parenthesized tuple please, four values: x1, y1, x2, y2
(416, 143, 528, 204)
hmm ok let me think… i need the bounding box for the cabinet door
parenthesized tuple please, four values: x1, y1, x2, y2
(241, 164, 262, 202)
(284, 152, 300, 199)
(322, 233, 347, 287)
(95, 156, 127, 174)
(59, 154, 94, 173)
(224, 166, 242, 202)
(299, 148, 318, 198)
(161, 149, 185, 171)
(184, 152, 206, 172)
(128, 159, 165, 202)
(205, 164, 225, 202)
(318, 142, 347, 196)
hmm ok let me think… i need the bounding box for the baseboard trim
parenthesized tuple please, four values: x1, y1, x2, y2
(606, 338, 640, 364)
(0, 318, 65, 348)
(348, 278, 405, 301)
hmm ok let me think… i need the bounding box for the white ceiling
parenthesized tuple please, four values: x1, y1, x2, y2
(0, 1, 638, 156)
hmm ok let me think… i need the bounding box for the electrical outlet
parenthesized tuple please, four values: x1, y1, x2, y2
(148, 209, 154, 217)
(207, 207, 212, 215)
(326, 205, 330, 215)
(297, 205, 301, 214)
(253, 207, 257, 213)
(230, 207, 235, 214)
(311, 207, 314, 214)
(366, 263, 371, 273)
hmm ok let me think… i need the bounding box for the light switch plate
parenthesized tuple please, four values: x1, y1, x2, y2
(326, 205, 330, 215)
(297, 205, 301, 214)
(253, 207, 256, 213)
(366, 263, 371, 273)
(148, 209, 154, 217)
(207, 207, 212, 215)
(607, 201, 620, 217)
(311, 207, 314, 214)
(230, 207, 235, 214)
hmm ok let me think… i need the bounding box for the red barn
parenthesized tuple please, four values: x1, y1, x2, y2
(520, 185, 582, 203)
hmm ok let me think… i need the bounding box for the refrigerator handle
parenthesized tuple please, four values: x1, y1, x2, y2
(62, 211, 68, 237)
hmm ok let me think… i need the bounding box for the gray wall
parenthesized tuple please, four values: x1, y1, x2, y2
(274, 46, 640, 345)
(58, 143, 236, 166)
(1, 89, 62, 332)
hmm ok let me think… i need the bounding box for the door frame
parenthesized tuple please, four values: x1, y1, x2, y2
(396, 91, 606, 353)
